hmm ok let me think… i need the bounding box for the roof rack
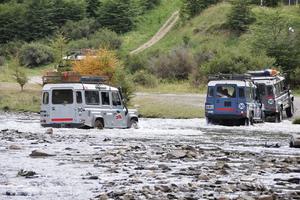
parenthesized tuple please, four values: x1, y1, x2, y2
(42, 72, 107, 85)
(208, 73, 251, 81)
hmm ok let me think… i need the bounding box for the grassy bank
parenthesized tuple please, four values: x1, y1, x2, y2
(0, 83, 41, 112)
(0, 62, 54, 82)
(131, 94, 204, 119)
(136, 81, 206, 94)
(293, 118, 300, 124)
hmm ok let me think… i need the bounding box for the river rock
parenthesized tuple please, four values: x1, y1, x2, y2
(257, 195, 274, 200)
(45, 128, 53, 135)
(166, 150, 187, 159)
(9, 144, 21, 150)
(29, 150, 55, 157)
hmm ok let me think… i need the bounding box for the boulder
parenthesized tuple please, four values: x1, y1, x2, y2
(29, 150, 55, 157)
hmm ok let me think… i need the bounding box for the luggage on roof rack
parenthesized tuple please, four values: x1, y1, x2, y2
(247, 69, 279, 77)
(42, 71, 107, 85)
(208, 73, 251, 81)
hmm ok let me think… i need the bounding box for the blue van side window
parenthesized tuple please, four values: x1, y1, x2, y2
(208, 87, 214, 97)
(239, 88, 245, 98)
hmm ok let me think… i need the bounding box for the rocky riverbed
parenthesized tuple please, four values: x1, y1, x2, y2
(0, 113, 299, 200)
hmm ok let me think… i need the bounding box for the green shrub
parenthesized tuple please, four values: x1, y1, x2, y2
(19, 42, 54, 67)
(113, 67, 135, 104)
(202, 47, 275, 75)
(61, 18, 98, 40)
(149, 47, 196, 80)
(125, 54, 147, 73)
(132, 70, 158, 88)
(68, 29, 122, 50)
(0, 40, 25, 57)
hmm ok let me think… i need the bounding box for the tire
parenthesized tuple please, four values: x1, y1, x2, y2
(94, 119, 104, 129)
(261, 111, 265, 123)
(244, 118, 250, 126)
(130, 119, 139, 129)
(275, 109, 283, 123)
(206, 117, 213, 125)
(286, 102, 294, 118)
(289, 141, 294, 148)
(250, 115, 254, 125)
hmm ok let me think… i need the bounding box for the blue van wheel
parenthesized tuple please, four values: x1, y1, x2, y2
(206, 117, 214, 125)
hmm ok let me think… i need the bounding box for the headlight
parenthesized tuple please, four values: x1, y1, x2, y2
(206, 105, 214, 109)
(268, 99, 274, 105)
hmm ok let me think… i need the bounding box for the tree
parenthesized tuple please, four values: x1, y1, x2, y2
(86, 0, 100, 18)
(23, 0, 56, 41)
(97, 0, 134, 33)
(264, 0, 280, 7)
(72, 48, 119, 81)
(0, 2, 26, 43)
(227, 0, 255, 35)
(249, 10, 300, 82)
(51, 32, 68, 69)
(10, 57, 28, 91)
(180, 0, 219, 20)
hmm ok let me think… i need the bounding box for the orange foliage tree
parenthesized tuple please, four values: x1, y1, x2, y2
(72, 48, 119, 81)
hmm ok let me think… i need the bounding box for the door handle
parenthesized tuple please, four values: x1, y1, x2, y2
(52, 107, 55, 111)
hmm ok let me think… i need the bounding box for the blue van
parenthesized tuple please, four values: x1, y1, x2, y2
(205, 74, 264, 125)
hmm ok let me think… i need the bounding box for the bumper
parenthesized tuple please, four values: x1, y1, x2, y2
(206, 113, 245, 120)
(41, 123, 84, 128)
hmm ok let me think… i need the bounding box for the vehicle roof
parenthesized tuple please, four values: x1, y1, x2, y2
(42, 83, 118, 91)
(251, 76, 285, 85)
(208, 80, 253, 87)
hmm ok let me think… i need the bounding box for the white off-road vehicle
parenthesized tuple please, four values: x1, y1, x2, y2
(40, 73, 138, 129)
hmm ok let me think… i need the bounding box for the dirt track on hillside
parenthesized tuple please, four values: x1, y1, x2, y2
(130, 11, 179, 55)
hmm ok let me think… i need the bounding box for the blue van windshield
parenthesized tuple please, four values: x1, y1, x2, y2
(216, 86, 236, 98)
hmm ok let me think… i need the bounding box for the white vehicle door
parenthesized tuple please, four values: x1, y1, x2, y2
(75, 91, 84, 123)
(50, 89, 75, 124)
(100, 91, 126, 128)
(111, 91, 127, 128)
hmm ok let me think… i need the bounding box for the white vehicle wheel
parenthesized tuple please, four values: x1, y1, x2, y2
(94, 119, 104, 129)
(130, 119, 139, 129)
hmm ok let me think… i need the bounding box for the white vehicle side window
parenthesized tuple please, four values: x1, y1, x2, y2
(112, 92, 122, 106)
(101, 92, 110, 105)
(85, 91, 100, 105)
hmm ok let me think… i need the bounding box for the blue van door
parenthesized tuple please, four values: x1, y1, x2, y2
(215, 85, 238, 115)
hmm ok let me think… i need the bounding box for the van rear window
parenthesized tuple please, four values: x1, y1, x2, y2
(267, 86, 274, 96)
(257, 84, 266, 96)
(52, 90, 73, 104)
(216, 86, 236, 98)
(238, 88, 245, 98)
